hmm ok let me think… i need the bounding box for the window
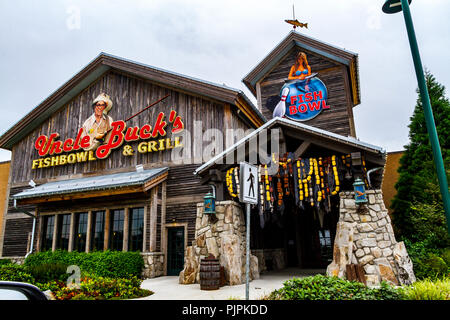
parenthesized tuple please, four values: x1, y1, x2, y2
(318, 229, 333, 263)
(91, 210, 105, 251)
(41, 215, 55, 251)
(129, 207, 144, 252)
(73, 212, 88, 252)
(57, 214, 71, 250)
(110, 209, 124, 251)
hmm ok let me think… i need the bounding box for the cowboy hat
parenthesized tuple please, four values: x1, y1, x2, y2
(92, 93, 113, 114)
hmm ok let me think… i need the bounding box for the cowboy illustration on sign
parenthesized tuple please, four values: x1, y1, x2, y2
(272, 51, 330, 121)
(81, 93, 114, 151)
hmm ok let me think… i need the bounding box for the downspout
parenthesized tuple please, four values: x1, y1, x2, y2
(13, 198, 36, 258)
(367, 167, 384, 189)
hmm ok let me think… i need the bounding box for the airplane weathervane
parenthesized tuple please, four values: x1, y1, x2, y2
(285, 4, 308, 30)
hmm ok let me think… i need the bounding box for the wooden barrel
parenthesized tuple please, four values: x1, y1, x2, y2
(200, 254, 220, 290)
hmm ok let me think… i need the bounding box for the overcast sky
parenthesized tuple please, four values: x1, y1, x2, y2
(0, 0, 449, 161)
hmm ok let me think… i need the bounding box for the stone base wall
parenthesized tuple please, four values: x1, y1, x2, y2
(141, 252, 164, 279)
(179, 201, 259, 285)
(252, 248, 286, 274)
(326, 189, 416, 286)
(1, 256, 25, 264)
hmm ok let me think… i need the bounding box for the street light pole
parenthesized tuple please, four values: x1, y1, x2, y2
(383, 0, 450, 234)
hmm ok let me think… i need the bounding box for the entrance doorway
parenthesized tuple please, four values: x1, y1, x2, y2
(251, 196, 339, 271)
(167, 227, 185, 276)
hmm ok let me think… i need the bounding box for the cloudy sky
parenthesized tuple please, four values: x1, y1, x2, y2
(0, 0, 449, 161)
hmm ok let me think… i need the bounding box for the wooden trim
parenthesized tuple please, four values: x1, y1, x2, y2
(163, 222, 188, 276)
(341, 65, 357, 137)
(149, 187, 158, 252)
(123, 208, 129, 252)
(159, 182, 167, 256)
(235, 97, 264, 128)
(143, 205, 148, 252)
(68, 213, 75, 252)
(52, 214, 58, 251)
(36, 211, 43, 252)
(294, 141, 311, 158)
(142, 172, 168, 192)
(349, 61, 359, 105)
(85, 211, 92, 253)
(103, 209, 110, 251)
(256, 81, 262, 111)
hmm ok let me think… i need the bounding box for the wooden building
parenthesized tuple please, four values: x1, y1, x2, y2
(0, 31, 415, 285)
(0, 52, 264, 276)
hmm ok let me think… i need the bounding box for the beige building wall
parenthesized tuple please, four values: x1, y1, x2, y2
(0, 161, 10, 245)
(381, 151, 404, 215)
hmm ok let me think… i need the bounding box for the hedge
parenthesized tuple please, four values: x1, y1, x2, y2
(24, 250, 144, 278)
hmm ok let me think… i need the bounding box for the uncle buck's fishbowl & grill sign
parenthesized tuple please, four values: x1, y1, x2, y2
(31, 93, 184, 169)
(272, 52, 331, 121)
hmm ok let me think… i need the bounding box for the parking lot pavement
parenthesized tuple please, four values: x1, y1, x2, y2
(137, 268, 325, 300)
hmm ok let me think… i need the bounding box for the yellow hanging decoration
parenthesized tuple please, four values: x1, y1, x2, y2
(226, 167, 238, 198)
(331, 155, 340, 195)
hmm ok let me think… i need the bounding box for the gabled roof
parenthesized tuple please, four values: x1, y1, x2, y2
(194, 117, 385, 176)
(0, 53, 266, 150)
(242, 31, 361, 106)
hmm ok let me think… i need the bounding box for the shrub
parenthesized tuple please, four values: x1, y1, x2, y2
(0, 264, 35, 283)
(266, 275, 404, 300)
(404, 237, 450, 279)
(51, 275, 152, 300)
(0, 259, 12, 266)
(24, 250, 144, 278)
(402, 277, 450, 300)
(26, 263, 70, 283)
(441, 247, 450, 266)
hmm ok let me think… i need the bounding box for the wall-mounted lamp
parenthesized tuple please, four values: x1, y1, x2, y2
(204, 185, 216, 215)
(353, 178, 367, 205)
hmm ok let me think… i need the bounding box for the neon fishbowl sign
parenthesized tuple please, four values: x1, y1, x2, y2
(272, 52, 331, 121)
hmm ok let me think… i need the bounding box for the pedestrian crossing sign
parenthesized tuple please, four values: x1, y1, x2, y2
(239, 162, 258, 204)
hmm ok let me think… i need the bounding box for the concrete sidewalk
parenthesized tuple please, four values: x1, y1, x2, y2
(137, 268, 325, 300)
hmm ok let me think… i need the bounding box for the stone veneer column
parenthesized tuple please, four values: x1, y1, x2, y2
(326, 189, 416, 286)
(179, 201, 260, 286)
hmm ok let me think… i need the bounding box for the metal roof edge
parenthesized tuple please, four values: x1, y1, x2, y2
(13, 167, 169, 200)
(194, 117, 385, 176)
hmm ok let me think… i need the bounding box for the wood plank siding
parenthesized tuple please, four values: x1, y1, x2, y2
(2, 68, 251, 257)
(259, 47, 355, 137)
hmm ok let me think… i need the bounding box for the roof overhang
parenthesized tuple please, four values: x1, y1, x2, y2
(13, 167, 168, 205)
(194, 117, 386, 176)
(0, 53, 266, 151)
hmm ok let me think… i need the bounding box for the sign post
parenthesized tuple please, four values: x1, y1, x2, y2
(239, 162, 258, 300)
(382, 0, 450, 235)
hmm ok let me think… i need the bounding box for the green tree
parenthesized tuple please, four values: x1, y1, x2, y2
(391, 71, 450, 245)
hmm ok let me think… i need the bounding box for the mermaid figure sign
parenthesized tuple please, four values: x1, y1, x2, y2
(273, 52, 330, 121)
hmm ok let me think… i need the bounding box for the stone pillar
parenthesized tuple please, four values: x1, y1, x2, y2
(179, 201, 259, 285)
(326, 190, 416, 286)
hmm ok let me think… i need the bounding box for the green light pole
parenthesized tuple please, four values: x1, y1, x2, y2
(382, 0, 450, 234)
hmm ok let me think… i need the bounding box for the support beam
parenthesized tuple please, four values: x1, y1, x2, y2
(149, 187, 158, 252)
(123, 208, 129, 252)
(294, 141, 311, 158)
(104, 209, 110, 251)
(52, 215, 58, 251)
(85, 211, 92, 253)
(68, 213, 75, 252)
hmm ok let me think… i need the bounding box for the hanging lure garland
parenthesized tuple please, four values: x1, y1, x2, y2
(225, 151, 372, 227)
(258, 165, 265, 228)
(226, 167, 239, 198)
